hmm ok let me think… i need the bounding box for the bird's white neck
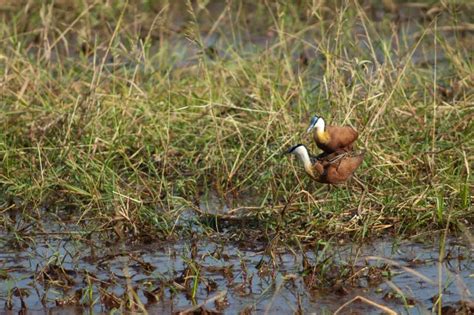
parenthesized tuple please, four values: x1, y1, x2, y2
(315, 118, 326, 133)
(293, 146, 314, 177)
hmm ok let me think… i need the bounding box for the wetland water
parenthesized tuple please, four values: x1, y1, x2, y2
(1, 228, 472, 314)
(1, 1, 473, 314)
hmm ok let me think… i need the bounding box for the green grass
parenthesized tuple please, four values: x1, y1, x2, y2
(0, 1, 473, 244)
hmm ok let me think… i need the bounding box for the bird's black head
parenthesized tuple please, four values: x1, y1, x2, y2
(286, 144, 306, 154)
(306, 115, 320, 133)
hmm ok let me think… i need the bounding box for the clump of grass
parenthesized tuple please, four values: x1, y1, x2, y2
(0, 1, 472, 243)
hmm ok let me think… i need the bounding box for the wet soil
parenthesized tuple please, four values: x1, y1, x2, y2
(1, 227, 472, 314)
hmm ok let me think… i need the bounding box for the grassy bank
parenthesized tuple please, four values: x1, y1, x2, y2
(0, 1, 472, 244)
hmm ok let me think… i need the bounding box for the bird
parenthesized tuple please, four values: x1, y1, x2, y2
(286, 144, 365, 184)
(306, 115, 358, 156)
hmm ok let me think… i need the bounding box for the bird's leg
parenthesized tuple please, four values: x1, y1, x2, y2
(347, 177, 366, 215)
(325, 183, 332, 199)
(352, 176, 367, 193)
(345, 182, 353, 200)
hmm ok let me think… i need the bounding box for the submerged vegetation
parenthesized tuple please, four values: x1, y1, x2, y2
(0, 0, 473, 312)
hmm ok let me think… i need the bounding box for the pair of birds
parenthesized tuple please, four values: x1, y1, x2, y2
(286, 115, 365, 184)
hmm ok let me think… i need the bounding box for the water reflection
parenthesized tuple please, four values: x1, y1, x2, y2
(0, 231, 472, 314)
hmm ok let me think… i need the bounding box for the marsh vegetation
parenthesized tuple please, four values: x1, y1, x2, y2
(0, 0, 473, 313)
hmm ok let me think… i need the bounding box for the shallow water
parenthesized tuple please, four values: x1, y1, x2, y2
(1, 1, 473, 314)
(1, 228, 472, 314)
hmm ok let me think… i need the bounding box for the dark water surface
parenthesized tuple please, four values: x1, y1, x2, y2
(1, 228, 472, 314)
